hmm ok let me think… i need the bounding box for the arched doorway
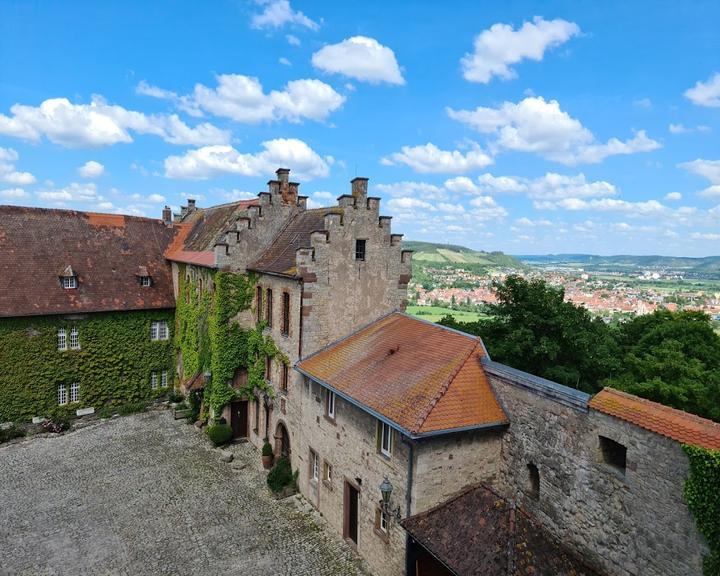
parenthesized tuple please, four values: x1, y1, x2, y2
(274, 421, 290, 460)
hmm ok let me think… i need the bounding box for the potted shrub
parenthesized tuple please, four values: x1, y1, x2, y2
(262, 439, 274, 469)
(206, 423, 233, 446)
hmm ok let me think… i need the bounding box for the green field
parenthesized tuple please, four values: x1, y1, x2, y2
(406, 305, 488, 323)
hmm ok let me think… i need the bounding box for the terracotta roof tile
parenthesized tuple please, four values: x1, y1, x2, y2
(0, 205, 179, 317)
(249, 207, 342, 276)
(401, 483, 602, 576)
(296, 313, 507, 436)
(590, 388, 720, 450)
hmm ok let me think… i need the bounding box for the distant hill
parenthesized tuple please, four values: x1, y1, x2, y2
(518, 254, 720, 277)
(403, 241, 521, 268)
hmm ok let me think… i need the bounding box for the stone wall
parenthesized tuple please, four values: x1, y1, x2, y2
(297, 179, 412, 357)
(488, 368, 707, 576)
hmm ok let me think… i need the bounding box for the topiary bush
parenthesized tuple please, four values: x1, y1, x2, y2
(267, 456, 295, 493)
(262, 440, 273, 457)
(206, 423, 232, 446)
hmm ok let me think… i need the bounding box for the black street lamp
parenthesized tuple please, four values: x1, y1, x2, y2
(379, 475, 402, 521)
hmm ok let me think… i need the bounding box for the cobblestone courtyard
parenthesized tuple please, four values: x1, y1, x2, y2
(0, 410, 367, 576)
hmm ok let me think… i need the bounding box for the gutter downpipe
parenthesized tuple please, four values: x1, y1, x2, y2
(404, 438, 415, 576)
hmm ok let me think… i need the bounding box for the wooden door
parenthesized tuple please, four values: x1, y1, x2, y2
(230, 400, 248, 439)
(344, 481, 360, 546)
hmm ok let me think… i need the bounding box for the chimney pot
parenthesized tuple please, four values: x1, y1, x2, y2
(276, 168, 290, 184)
(162, 205, 172, 225)
(187, 199, 196, 209)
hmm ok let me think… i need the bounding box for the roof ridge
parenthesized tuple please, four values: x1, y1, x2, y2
(397, 310, 482, 344)
(0, 204, 167, 224)
(413, 342, 480, 433)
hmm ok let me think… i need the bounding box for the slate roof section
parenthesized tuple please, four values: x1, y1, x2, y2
(401, 483, 602, 576)
(296, 312, 508, 437)
(590, 387, 720, 450)
(165, 199, 259, 267)
(249, 207, 343, 276)
(0, 205, 179, 317)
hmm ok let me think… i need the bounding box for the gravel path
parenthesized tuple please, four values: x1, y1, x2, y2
(0, 410, 367, 576)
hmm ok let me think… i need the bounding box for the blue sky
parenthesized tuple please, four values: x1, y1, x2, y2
(1, 0, 719, 256)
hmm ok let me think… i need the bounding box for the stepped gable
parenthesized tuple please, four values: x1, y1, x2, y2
(297, 312, 507, 437)
(0, 205, 179, 317)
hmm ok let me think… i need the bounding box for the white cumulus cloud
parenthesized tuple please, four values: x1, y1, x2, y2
(164, 138, 333, 181)
(312, 36, 405, 85)
(36, 182, 100, 203)
(447, 96, 660, 165)
(0, 147, 36, 185)
(250, 0, 319, 31)
(461, 17, 580, 84)
(381, 142, 493, 173)
(679, 159, 720, 198)
(78, 160, 105, 178)
(684, 72, 720, 108)
(664, 192, 682, 201)
(0, 96, 230, 148)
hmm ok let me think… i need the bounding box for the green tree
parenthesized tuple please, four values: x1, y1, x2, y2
(440, 275, 618, 393)
(604, 310, 720, 421)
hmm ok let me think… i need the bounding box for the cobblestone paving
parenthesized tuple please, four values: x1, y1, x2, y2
(0, 410, 369, 576)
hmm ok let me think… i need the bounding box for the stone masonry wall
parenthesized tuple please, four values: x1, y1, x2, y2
(297, 180, 412, 357)
(489, 373, 707, 576)
(411, 430, 503, 515)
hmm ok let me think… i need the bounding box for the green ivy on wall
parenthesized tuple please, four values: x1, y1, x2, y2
(174, 265, 288, 417)
(683, 445, 720, 575)
(0, 309, 174, 422)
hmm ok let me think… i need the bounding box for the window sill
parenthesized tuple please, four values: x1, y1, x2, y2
(322, 479, 333, 491)
(323, 414, 336, 426)
(374, 527, 390, 543)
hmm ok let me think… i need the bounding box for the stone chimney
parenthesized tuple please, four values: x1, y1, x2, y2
(162, 205, 172, 225)
(187, 199, 196, 211)
(351, 177, 368, 201)
(273, 168, 298, 205)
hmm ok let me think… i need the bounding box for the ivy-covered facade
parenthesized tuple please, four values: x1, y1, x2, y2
(0, 309, 174, 422)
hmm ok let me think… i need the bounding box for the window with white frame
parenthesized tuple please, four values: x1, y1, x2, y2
(323, 460, 332, 484)
(151, 372, 158, 390)
(69, 327, 80, 350)
(379, 509, 388, 532)
(62, 276, 77, 289)
(70, 382, 79, 403)
(379, 421, 393, 458)
(57, 328, 67, 351)
(310, 449, 319, 482)
(57, 384, 68, 406)
(326, 390, 336, 420)
(151, 321, 169, 341)
(140, 276, 152, 287)
(161, 370, 168, 388)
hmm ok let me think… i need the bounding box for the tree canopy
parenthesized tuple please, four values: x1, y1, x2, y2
(440, 275, 720, 422)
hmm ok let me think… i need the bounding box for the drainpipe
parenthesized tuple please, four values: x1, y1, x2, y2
(298, 279, 304, 359)
(404, 438, 415, 576)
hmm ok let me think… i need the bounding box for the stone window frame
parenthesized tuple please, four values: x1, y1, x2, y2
(325, 390, 336, 423)
(374, 506, 390, 542)
(69, 327, 80, 350)
(253, 395, 260, 434)
(255, 285, 263, 324)
(527, 462, 540, 499)
(355, 238, 367, 261)
(309, 447, 320, 483)
(265, 356, 272, 383)
(598, 435, 627, 476)
(57, 328, 67, 351)
(265, 288, 273, 327)
(280, 363, 289, 394)
(322, 459, 333, 489)
(377, 420, 394, 459)
(281, 291, 290, 336)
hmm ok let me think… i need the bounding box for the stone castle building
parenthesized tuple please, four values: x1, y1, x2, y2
(1, 167, 718, 576)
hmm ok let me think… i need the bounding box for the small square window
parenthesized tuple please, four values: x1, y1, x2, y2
(62, 276, 77, 289)
(70, 382, 79, 403)
(140, 276, 152, 287)
(57, 384, 67, 406)
(355, 239, 366, 261)
(57, 328, 67, 351)
(69, 327, 80, 350)
(599, 436, 627, 474)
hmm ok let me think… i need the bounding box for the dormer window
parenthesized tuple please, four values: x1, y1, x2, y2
(59, 265, 78, 289)
(136, 266, 152, 287)
(140, 276, 152, 287)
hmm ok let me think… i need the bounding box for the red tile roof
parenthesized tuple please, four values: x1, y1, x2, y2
(165, 199, 259, 267)
(249, 207, 343, 276)
(590, 388, 720, 450)
(296, 312, 507, 436)
(0, 205, 179, 317)
(401, 483, 602, 576)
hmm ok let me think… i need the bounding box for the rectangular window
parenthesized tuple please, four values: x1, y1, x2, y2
(57, 328, 67, 351)
(266, 288, 273, 327)
(151, 372, 158, 390)
(310, 449, 319, 482)
(141, 276, 151, 287)
(374, 506, 389, 537)
(326, 391, 336, 420)
(265, 356, 272, 382)
(253, 396, 260, 433)
(355, 239, 366, 261)
(62, 276, 77, 289)
(161, 370, 168, 388)
(323, 460, 332, 484)
(256, 286, 263, 323)
(379, 421, 393, 458)
(69, 327, 80, 350)
(281, 363, 288, 392)
(151, 321, 169, 341)
(57, 384, 67, 406)
(70, 382, 79, 403)
(281, 292, 290, 336)
(599, 436, 627, 474)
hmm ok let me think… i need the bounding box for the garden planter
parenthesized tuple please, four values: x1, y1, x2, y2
(262, 454, 274, 469)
